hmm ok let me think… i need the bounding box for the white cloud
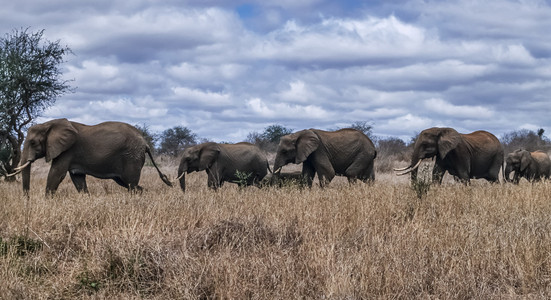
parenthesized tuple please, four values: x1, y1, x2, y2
(381, 114, 433, 136)
(171, 87, 233, 108)
(491, 44, 536, 66)
(223, 98, 332, 120)
(277, 80, 315, 103)
(423, 98, 494, 119)
(250, 15, 442, 65)
(168, 63, 248, 82)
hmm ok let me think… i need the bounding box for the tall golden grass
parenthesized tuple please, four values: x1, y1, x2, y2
(1, 159, 551, 299)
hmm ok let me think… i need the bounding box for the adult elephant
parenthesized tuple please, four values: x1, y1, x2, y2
(177, 142, 269, 192)
(504, 149, 551, 183)
(395, 127, 503, 184)
(272, 128, 377, 187)
(9, 118, 172, 195)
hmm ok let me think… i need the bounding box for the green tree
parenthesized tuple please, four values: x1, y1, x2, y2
(158, 126, 197, 156)
(0, 28, 72, 179)
(246, 124, 293, 152)
(262, 124, 293, 143)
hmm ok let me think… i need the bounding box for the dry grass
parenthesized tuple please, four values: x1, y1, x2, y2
(1, 159, 551, 299)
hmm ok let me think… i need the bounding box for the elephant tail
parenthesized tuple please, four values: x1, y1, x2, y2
(146, 147, 173, 187)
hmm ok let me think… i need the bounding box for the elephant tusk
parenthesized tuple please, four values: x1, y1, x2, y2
(395, 159, 423, 176)
(173, 172, 185, 183)
(274, 167, 282, 174)
(393, 165, 411, 171)
(7, 161, 31, 176)
(13, 161, 31, 171)
(6, 169, 22, 177)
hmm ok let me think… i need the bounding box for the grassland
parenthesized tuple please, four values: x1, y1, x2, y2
(1, 160, 551, 299)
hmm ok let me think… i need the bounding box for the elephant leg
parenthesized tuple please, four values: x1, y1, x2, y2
(345, 158, 374, 184)
(110, 177, 143, 193)
(316, 167, 335, 188)
(310, 154, 335, 188)
(485, 155, 503, 184)
(362, 162, 375, 183)
(112, 177, 129, 188)
(46, 165, 69, 196)
(207, 171, 221, 190)
(120, 162, 143, 192)
(302, 161, 316, 188)
(455, 169, 471, 185)
(513, 172, 521, 184)
(69, 172, 89, 193)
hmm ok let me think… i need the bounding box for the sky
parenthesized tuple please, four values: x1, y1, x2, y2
(1, 0, 550, 142)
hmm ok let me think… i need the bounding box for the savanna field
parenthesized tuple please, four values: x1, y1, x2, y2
(2, 159, 551, 299)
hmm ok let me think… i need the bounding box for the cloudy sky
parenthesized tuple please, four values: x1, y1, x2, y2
(1, 0, 550, 142)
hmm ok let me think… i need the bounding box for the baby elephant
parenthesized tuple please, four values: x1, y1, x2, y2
(261, 171, 308, 188)
(505, 149, 551, 183)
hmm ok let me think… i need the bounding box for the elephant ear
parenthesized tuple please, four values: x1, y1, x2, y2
(295, 130, 320, 164)
(46, 119, 78, 162)
(198, 143, 221, 171)
(520, 150, 531, 172)
(437, 128, 461, 160)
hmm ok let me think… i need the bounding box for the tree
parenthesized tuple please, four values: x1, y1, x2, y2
(134, 123, 158, 154)
(246, 124, 293, 152)
(377, 137, 407, 155)
(158, 126, 197, 156)
(501, 129, 550, 153)
(538, 128, 545, 140)
(348, 121, 374, 140)
(262, 124, 293, 143)
(0, 28, 72, 179)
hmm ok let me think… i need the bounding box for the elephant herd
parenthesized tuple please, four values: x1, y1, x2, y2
(8, 118, 551, 196)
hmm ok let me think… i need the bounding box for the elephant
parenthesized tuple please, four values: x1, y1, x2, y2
(272, 128, 377, 188)
(9, 118, 172, 195)
(504, 149, 551, 183)
(260, 171, 308, 188)
(177, 142, 269, 192)
(394, 127, 503, 184)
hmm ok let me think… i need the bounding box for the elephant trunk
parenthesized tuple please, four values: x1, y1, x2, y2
(410, 163, 418, 183)
(408, 145, 423, 183)
(18, 144, 33, 194)
(178, 161, 187, 192)
(178, 172, 186, 192)
(22, 162, 31, 195)
(394, 143, 423, 178)
(273, 156, 284, 175)
(504, 163, 513, 182)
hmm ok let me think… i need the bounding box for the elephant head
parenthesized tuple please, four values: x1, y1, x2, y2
(177, 142, 221, 192)
(16, 119, 78, 193)
(504, 149, 531, 182)
(273, 130, 319, 173)
(395, 127, 462, 179)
